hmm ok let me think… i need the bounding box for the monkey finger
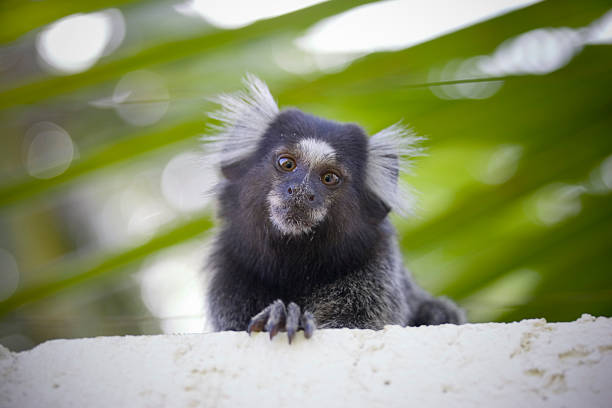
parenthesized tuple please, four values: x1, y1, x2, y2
(264, 300, 287, 339)
(300, 311, 316, 339)
(247, 304, 272, 334)
(286, 302, 301, 344)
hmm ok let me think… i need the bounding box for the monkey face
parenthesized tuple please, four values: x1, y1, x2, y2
(266, 138, 346, 236)
(205, 77, 419, 243)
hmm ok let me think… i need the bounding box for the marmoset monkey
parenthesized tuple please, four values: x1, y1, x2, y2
(203, 75, 464, 343)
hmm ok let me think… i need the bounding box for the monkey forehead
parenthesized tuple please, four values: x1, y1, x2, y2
(296, 138, 337, 167)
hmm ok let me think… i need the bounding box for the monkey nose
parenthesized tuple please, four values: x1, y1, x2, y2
(286, 185, 315, 202)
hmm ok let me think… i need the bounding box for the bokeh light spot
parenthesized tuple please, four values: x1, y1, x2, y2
(481, 28, 583, 77)
(175, 0, 326, 29)
(36, 9, 125, 74)
(139, 247, 207, 333)
(533, 183, 586, 226)
(113, 70, 169, 126)
(480, 144, 523, 185)
(161, 152, 216, 213)
(298, 0, 541, 54)
(600, 154, 612, 191)
(586, 8, 612, 44)
(25, 122, 74, 179)
(427, 10, 612, 101)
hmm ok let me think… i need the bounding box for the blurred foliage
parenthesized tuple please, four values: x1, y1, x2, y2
(0, 0, 141, 44)
(0, 0, 611, 350)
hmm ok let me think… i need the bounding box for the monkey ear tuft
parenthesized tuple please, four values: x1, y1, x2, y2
(365, 122, 424, 216)
(202, 74, 279, 169)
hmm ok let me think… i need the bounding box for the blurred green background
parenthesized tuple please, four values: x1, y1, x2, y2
(1, 0, 611, 351)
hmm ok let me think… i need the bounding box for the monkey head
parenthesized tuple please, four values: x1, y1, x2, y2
(203, 75, 421, 239)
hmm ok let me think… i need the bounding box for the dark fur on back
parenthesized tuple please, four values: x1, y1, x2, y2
(204, 76, 464, 333)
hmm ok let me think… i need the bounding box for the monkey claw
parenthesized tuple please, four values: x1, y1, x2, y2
(247, 300, 316, 343)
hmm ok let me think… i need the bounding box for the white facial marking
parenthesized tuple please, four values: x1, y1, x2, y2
(266, 187, 328, 236)
(266, 190, 299, 235)
(309, 206, 327, 224)
(266, 189, 283, 208)
(297, 138, 336, 168)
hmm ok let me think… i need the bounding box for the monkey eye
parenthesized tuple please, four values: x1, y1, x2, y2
(321, 172, 341, 186)
(277, 155, 297, 172)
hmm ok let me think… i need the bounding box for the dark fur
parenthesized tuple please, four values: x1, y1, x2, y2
(206, 103, 465, 333)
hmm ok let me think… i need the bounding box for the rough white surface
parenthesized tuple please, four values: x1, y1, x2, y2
(1, 315, 611, 408)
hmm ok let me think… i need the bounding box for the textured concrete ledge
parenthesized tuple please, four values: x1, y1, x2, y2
(1, 315, 611, 408)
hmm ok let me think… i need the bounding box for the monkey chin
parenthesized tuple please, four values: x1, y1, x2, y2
(268, 203, 327, 236)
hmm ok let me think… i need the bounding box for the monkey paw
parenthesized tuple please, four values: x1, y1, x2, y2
(247, 300, 316, 343)
(412, 297, 466, 326)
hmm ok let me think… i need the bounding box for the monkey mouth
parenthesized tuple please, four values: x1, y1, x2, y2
(266, 189, 327, 236)
(270, 205, 315, 235)
(268, 202, 327, 236)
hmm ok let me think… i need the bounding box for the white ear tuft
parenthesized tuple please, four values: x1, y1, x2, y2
(366, 122, 424, 216)
(202, 74, 279, 166)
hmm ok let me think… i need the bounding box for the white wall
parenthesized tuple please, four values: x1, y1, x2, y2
(1, 315, 611, 407)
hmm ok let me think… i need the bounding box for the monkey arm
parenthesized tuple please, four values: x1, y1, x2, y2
(402, 273, 466, 326)
(305, 264, 465, 329)
(407, 295, 466, 326)
(303, 265, 410, 330)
